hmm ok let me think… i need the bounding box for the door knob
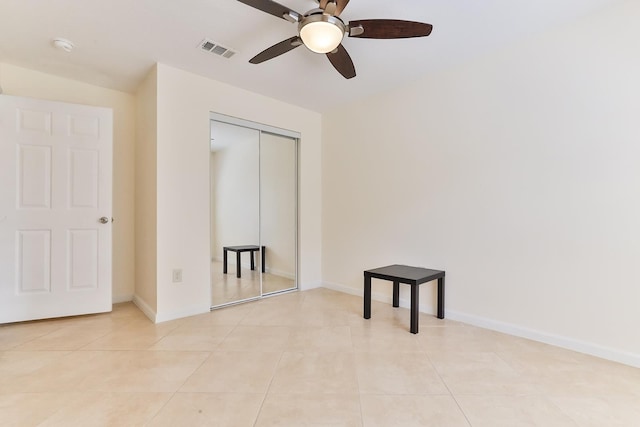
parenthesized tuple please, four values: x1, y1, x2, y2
(99, 217, 109, 224)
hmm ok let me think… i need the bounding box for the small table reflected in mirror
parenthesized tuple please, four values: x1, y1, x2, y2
(223, 245, 266, 278)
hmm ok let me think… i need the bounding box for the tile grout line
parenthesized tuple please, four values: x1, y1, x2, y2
(424, 351, 475, 427)
(350, 325, 366, 427)
(143, 350, 217, 425)
(252, 335, 289, 426)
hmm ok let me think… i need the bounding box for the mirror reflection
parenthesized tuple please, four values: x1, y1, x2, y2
(260, 132, 297, 295)
(210, 122, 261, 305)
(210, 119, 297, 307)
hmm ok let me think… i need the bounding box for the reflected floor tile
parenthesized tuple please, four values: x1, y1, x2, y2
(355, 352, 449, 395)
(210, 260, 296, 306)
(37, 392, 171, 427)
(361, 395, 469, 427)
(262, 274, 295, 294)
(269, 352, 359, 394)
(147, 392, 264, 427)
(180, 351, 281, 393)
(256, 393, 362, 427)
(456, 395, 579, 427)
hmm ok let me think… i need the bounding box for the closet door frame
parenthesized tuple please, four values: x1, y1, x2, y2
(209, 112, 299, 309)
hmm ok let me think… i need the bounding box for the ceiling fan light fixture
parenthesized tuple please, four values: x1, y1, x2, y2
(299, 14, 345, 54)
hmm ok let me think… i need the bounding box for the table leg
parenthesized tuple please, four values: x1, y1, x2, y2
(410, 284, 419, 334)
(392, 281, 400, 307)
(364, 274, 371, 319)
(261, 246, 265, 273)
(250, 251, 255, 270)
(236, 251, 241, 278)
(437, 277, 445, 319)
(223, 249, 228, 274)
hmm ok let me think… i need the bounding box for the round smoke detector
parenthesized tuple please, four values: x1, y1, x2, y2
(52, 38, 74, 52)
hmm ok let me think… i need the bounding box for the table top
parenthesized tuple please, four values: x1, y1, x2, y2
(223, 245, 260, 251)
(364, 264, 445, 285)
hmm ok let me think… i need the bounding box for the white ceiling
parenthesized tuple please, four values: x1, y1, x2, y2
(0, 0, 621, 112)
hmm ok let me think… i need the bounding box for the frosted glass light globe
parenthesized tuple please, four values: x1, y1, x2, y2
(299, 14, 346, 54)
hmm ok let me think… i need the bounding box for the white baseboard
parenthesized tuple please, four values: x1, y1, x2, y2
(322, 281, 361, 296)
(299, 280, 323, 291)
(132, 294, 157, 323)
(112, 293, 133, 304)
(446, 310, 640, 368)
(132, 295, 211, 324)
(155, 304, 211, 323)
(321, 282, 640, 368)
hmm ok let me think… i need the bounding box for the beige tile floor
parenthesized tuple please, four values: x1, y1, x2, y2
(1, 288, 639, 426)
(211, 260, 295, 307)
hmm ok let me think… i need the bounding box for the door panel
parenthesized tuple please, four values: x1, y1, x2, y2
(17, 145, 52, 209)
(0, 95, 113, 323)
(68, 229, 99, 290)
(16, 229, 51, 293)
(69, 149, 99, 208)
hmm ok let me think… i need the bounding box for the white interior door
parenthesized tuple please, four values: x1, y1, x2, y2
(0, 95, 113, 323)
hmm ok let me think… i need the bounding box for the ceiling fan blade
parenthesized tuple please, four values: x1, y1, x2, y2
(326, 44, 356, 79)
(335, 0, 350, 16)
(249, 37, 303, 64)
(319, 0, 330, 9)
(348, 19, 433, 39)
(237, 0, 301, 22)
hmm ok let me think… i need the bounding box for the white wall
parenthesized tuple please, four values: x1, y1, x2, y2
(321, 0, 640, 366)
(155, 63, 322, 321)
(0, 62, 136, 303)
(133, 66, 158, 314)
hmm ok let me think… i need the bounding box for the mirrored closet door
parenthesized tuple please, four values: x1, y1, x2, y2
(210, 115, 298, 308)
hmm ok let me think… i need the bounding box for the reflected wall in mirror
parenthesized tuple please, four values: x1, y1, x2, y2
(260, 133, 297, 295)
(210, 122, 261, 305)
(210, 117, 298, 308)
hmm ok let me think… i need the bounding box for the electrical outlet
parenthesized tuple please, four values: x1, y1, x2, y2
(172, 269, 183, 283)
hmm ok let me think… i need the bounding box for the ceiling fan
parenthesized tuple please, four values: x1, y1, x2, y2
(237, 0, 433, 79)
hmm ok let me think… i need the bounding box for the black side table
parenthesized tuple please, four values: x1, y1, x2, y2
(223, 245, 266, 278)
(364, 264, 445, 334)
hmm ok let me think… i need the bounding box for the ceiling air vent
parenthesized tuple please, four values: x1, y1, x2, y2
(198, 39, 236, 59)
